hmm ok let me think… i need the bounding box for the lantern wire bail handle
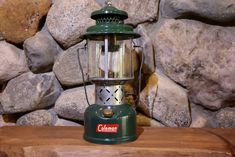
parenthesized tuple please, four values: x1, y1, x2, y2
(77, 42, 91, 106)
(132, 41, 144, 109)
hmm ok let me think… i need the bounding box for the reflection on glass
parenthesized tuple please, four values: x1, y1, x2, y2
(87, 35, 133, 80)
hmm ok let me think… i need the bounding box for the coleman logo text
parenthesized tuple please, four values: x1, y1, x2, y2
(96, 124, 119, 133)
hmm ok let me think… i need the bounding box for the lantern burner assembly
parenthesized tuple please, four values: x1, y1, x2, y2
(80, 0, 141, 144)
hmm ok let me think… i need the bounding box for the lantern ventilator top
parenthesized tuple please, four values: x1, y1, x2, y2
(81, 2, 140, 40)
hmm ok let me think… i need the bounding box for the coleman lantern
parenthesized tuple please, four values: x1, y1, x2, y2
(80, 0, 141, 144)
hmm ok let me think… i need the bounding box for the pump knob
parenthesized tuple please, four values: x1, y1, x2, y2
(103, 108, 114, 118)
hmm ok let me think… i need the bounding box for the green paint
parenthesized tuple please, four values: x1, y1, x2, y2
(81, 5, 140, 40)
(84, 104, 137, 144)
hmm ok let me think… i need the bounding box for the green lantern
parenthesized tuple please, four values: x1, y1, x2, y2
(81, 0, 141, 144)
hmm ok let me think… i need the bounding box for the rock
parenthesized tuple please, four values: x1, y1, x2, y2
(46, 0, 100, 48)
(0, 83, 7, 94)
(112, 0, 159, 26)
(55, 118, 81, 126)
(123, 84, 137, 106)
(54, 85, 95, 121)
(215, 107, 235, 128)
(190, 103, 215, 128)
(16, 110, 58, 126)
(134, 24, 155, 76)
(1, 72, 63, 114)
(0, 41, 29, 83)
(23, 30, 62, 73)
(139, 73, 158, 116)
(139, 72, 191, 127)
(137, 113, 164, 127)
(153, 19, 235, 110)
(131, 49, 140, 73)
(0, 32, 4, 41)
(49, 108, 82, 126)
(96, 0, 105, 6)
(53, 42, 88, 86)
(0, 93, 2, 115)
(0, 93, 1, 111)
(160, 0, 235, 24)
(0, 0, 51, 44)
(0, 115, 15, 127)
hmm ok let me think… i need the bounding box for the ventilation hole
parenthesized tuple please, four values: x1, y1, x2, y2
(99, 89, 103, 93)
(106, 98, 110, 102)
(99, 97, 103, 101)
(114, 89, 118, 93)
(115, 97, 118, 101)
(106, 89, 110, 93)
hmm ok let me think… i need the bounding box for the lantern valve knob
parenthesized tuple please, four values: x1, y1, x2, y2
(103, 108, 114, 118)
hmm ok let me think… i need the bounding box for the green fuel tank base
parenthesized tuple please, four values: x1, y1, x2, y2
(84, 104, 137, 144)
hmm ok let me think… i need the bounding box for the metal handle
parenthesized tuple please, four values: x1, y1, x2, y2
(77, 42, 90, 106)
(132, 41, 144, 109)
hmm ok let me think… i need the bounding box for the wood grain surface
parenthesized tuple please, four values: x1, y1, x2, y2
(0, 126, 234, 157)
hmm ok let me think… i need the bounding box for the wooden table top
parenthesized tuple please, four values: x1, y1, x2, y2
(0, 126, 234, 157)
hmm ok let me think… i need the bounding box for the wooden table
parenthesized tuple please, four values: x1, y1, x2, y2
(0, 126, 234, 157)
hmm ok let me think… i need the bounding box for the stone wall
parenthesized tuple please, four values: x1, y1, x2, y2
(0, 0, 234, 128)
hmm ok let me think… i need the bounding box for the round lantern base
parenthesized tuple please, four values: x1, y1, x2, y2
(84, 104, 137, 144)
(84, 134, 137, 144)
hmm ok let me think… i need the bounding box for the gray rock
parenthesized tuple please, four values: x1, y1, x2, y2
(55, 118, 81, 126)
(153, 19, 235, 110)
(0, 41, 29, 83)
(49, 107, 81, 126)
(53, 42, 88, 86)
(139, 72, 191, 127)
(1, 72, 63, 114)
(112, 0, 159, 26)
(215, 107, 235, 128)
(46, 0, 100, 48)
(54, 85, 95, 121)
(16, 110, 58, 126)
(95, 0, 105, 6)
(23, 30, 62, 73)
(139, 73, 158, 116)
(190, 103, 215, 128)
(134, 24, 155, 76)
(160, 0, 235, 24)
